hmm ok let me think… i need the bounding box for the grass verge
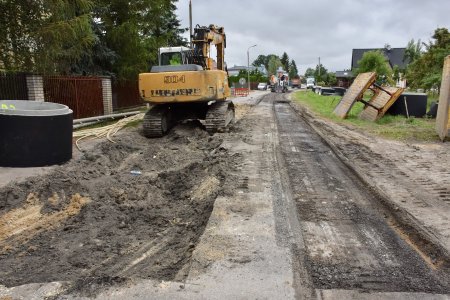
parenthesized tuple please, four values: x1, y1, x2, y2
(293, 91, 440, 142)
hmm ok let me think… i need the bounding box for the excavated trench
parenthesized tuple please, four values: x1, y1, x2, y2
(0, 123, 242, 295)
(269, 93, 450, 294)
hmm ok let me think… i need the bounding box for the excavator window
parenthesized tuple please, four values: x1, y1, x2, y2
(161, 52, 183, 66)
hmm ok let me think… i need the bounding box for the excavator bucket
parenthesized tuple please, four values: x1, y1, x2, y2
(359, 86, 404, 121)
(333, 72, 376, 119)
(436, 55, 450, 141)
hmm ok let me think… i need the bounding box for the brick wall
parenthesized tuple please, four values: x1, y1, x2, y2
(26, 75, 45, 101)
(101, 77, 113, 115)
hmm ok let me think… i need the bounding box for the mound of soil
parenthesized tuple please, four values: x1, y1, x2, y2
(0, 123, 242, 289)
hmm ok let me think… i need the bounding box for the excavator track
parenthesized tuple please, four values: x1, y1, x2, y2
(205, 101, 235, 134)
(143, 105, 172, 138)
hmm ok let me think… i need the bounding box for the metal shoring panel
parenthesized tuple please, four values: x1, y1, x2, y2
(333, 72, 376, 118)
(436, 55, 450, 141)
(359, 86, 404, 121)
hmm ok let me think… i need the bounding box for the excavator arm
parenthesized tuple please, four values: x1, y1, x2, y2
(191, 25, 226, 71)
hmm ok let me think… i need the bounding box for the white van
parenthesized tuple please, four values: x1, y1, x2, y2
(306, 77, 315, 89)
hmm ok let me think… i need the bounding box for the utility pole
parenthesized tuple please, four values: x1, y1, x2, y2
(318, 57, 321, 79)
(247, 44, 257, 94)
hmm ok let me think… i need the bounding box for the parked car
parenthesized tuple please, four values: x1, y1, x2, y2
(257, 83, 268, 90)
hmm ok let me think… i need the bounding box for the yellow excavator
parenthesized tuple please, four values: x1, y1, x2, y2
(138, 24, 234, 137)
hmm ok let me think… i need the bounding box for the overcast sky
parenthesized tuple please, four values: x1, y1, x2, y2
(175, 0, 450, 74)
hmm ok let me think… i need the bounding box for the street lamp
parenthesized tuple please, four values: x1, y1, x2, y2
(247, 44, 257, 94)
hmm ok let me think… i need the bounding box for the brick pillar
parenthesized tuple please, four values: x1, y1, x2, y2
(101, 77, 113, 115)
(26, 75, 45, 101)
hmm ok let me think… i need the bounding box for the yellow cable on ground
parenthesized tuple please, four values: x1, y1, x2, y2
(73, 113, 145, 151)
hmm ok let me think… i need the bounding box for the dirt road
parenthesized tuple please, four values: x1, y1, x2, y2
(0, 90, 449, 299)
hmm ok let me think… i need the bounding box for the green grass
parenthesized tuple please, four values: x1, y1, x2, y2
(124, 119, 143, 128)
(293, 91, 440, 142)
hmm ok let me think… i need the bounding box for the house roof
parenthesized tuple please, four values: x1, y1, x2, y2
(228, 65, 268, 75)
(228, 65, 247, 71)
(335, 70, 354, 78)
(351, 48, 409, 70)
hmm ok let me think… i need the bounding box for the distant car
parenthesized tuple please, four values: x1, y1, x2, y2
(257, 83, 268, 90)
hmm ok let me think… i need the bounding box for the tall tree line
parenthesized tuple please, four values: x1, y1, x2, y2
(406, 27, 450, 90)
(252, 52, 299, 78)
(0, 0, 186, 80)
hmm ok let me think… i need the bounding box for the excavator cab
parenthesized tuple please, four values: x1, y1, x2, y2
(159, 47, 191, 66)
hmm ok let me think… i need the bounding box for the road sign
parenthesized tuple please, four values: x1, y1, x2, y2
(239, 78, 246, 85)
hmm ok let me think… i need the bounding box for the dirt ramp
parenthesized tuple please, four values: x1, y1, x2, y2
(0, 125, 241, 291)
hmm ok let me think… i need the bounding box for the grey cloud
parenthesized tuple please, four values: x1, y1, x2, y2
(176, 0, 450, 73)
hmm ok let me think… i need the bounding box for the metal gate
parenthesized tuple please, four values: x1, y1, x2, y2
(43, 76, 103, 119)
(112, 80, 143, 110)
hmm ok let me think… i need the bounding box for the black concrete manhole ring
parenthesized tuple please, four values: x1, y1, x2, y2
(0, 100, 73, 167)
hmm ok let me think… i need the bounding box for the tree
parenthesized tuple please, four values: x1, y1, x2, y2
(280, 52, 289, 72)
(406, 27, 450, 90)
(314, 64, 328, 83)
(36, 0, 96, 74)
(404, 39, 422, 64)
(95, 0, 187, 80)
(252, 55, 267, 68)
(0, 0, 96, 73)
(268, 56, 282, 76)
(354, 50, 392, 84)
(70, 19, 117, 76)
(0, 1, 42, 71)
(326, 72, 337, 86)
(304, 68, 315, 78)
(0, 0, 186, 78)
(252, 54, 279, 70)
(289, 60, 298, 78)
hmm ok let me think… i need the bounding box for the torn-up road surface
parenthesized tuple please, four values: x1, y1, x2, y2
(0, 91, 450, 299)
(291, 99, 450, 263)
